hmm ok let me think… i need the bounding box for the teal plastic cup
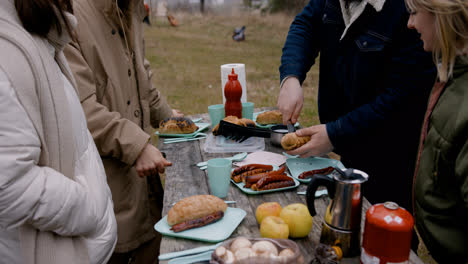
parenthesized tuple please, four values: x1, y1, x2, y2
(242, 102, 254, 120)
(207, 158, 232, 198)
(208, 104, 225, 127)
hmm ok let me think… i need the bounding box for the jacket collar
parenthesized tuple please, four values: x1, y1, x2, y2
(47, 12, 77, 53)
(339, 0, 386, 39)
(452, 56, 468, 79)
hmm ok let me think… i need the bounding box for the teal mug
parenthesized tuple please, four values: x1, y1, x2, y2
(207, 158, 232, 198)
(208, 104, 225, 127)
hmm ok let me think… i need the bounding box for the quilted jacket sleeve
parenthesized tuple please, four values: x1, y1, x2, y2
(0, 69, 99, 237)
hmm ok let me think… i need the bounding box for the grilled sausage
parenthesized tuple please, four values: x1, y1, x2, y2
(298, 166, 335, 179)
(231, 164, 273, 177)
(256, 173, 292, 189)
(258, 180, 295, 190)
(237, 168, 271, 182)
(170, 211, 224, 232)
(244, 166, 286, 184)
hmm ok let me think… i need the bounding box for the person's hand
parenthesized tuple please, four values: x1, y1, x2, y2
(277, 77, 303, 124)
(172, 109, 184, 118)
(287, 125, 334, 158)
(135, 144, 172, 177)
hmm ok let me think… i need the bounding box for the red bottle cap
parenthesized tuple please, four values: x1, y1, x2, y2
(228, 68, 238, 81)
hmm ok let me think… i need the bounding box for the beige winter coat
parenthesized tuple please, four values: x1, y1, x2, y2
(64, 0, 172, 252)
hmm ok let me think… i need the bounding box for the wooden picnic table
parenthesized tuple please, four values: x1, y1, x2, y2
(157, 108, 423, 264)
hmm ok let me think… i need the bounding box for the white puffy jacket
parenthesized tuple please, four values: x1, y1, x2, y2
(0, 39, 117, 263)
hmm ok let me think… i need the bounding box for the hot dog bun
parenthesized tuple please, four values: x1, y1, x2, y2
(167, 195, 227, 226)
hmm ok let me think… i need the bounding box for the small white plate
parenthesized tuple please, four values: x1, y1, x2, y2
(154, 207, 246, 243)
(286, 157, 345, 183)
(156, 123, 210, 138)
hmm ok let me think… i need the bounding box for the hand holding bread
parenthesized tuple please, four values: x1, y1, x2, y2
(280, 133, 311, 151)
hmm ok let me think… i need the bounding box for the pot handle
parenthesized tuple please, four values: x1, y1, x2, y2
(306, 174, 335, 216)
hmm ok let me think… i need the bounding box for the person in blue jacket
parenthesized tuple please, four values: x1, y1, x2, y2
(278, 0, 436, 213)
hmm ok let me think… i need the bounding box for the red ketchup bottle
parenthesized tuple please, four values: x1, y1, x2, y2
(361, 202, 414, 264)
(224, 68, 243, 118)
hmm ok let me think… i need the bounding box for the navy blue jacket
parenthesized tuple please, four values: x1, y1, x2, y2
(280, 0, 436, 210)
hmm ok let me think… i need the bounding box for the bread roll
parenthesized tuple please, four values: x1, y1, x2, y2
(167, 195, 227, 226)
(256, 110, 282, 125)
(159, 117, 198, 134)
(212, 116, 256, 135)
(281, 133, 311, 151)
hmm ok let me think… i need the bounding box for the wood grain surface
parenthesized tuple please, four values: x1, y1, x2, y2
(157, 108, 423, 264)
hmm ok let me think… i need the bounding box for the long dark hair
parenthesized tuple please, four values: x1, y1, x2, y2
(15, 0, 73, 38)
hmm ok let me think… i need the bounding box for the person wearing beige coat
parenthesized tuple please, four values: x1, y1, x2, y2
(0, 0, 117, 263)
(64, 0, 180, 262)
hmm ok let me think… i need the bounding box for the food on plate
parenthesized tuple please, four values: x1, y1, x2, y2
(281, 133, 311, 151)
(215, 246, 235, 263)
(231, 165, 294, 191)
(230, 237, 252, 253)
(167, 194, 227, 232)
(256, 202, 282, 224)
(260, 216, 289, 239)
(159, 117, 198, 134)
(234, 247, 256, 260)
(213, 237, 301, 263)
(231, 163, 273, 178)
(231, 168, 272, 183)
(255, 173, 293, 189)
(252, 240, 278, 257)
(256, 110, 282, 125)
(279, 248, 295, 258)
(298, 166, 335, 179)
(279, 203, 313, 238)
(212, 115, 256, 135)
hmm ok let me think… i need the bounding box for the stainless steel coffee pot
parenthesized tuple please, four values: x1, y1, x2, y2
(306, 168, 368, 257)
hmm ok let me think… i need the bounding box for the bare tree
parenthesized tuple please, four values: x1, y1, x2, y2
(200, 0, 205, 13)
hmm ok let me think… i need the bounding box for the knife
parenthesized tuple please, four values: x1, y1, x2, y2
(287, 120, 296, 133)
(158, 242, 221, 261)
(167, 250, 213, 264)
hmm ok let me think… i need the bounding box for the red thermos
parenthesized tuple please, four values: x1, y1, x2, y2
(224, 68, 242, 118)
(361, 202, 414, 264)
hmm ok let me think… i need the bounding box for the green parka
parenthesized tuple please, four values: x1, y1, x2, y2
(415, 58, 468, 263)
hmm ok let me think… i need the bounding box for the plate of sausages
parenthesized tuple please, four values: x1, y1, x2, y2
(286, 157, 346, 183)
(230, 164, 299, 194)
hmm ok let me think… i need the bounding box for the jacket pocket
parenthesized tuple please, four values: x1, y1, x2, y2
(355, 31, 387, 52)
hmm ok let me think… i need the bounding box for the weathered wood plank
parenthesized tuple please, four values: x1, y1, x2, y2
(157, 110, 422, 264)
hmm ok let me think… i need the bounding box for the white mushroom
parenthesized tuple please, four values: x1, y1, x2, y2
(252, 241, 278, 257)
(230, 237, 252, 253)
(215, 246, 235, 263)
(234, 247, 256, 260)
(278, 248, 295, 258)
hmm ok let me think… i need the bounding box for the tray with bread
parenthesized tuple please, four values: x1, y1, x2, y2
(286, 157, 346, 183)
(253, 110, 300, 129)
(154, 195, 246, 242)
(156, 117, 210, 138)
(230, 164, 299, 194)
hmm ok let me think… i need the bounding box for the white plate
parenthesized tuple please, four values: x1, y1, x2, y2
(286, 157, 346, 183)
(156, 123, 210, 138)
(154, 207, 246, 242)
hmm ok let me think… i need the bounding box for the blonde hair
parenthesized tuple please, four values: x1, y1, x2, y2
(406, 0, 468, 82)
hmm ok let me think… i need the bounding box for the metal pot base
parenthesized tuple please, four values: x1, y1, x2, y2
(319, 222, 361, 257)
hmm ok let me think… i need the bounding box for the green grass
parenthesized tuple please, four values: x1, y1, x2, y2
(145, 12, 319, 127)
